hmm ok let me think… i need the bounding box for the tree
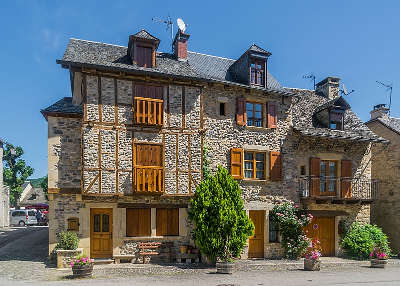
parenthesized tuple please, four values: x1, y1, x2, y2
(3, 142, 34, 207)
(39, 175, 48, 200)
(188, 166, 254, 262)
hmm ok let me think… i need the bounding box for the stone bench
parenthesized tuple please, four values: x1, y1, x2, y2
(113, 255, 137, 264)
(175, 253, 200, 264)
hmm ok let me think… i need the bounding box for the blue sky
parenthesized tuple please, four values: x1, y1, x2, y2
(0, 1, 399, 178)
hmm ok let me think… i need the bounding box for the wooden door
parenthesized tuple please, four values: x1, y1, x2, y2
(90, 208, 113, 258)
(304, 217, 335, 256)
(248, 210, 265, 258)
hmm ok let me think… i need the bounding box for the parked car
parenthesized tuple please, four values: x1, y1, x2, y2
(10, 209, 37, 226)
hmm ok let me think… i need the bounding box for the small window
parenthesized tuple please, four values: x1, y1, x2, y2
(250, 59, 265, 86)
(330, 110, 344, 130)
(246, 102, 263, 127)
(219, 102, 226, 116)
(244, 151, 266, 180)
(156, 208, 179, 236)
(300, 165, 306, 176)
(269, 214, 279, 243)
(28, 211, 35, 216)
(67, 218, 79, 231)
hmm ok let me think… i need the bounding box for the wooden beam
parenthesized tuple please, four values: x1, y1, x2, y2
(188, 134, 192, 194)
(98, 76, 102, 122)
(175, 134, 179, 194)
(98, 129, 102, 194)
(182, 86, 186, 129)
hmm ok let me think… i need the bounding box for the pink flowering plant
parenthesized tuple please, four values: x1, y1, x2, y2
(305, 238, 322, 261)
(270, 202, 313, 259)
(69, 255, 92, 267)
(369, 247, 388, 260)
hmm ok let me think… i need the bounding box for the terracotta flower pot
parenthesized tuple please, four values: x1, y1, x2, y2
(72, 263, 93, 278)
(216, 261, 234, 274)
(179, 245, 188, 254)
(370, 259, 388, 268)
(304, 258, 320, 271)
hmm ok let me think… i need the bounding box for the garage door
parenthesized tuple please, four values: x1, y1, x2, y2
(304, 217, 335, 256)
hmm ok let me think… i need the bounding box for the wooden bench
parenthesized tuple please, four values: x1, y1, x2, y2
(138, 242, 161, 264)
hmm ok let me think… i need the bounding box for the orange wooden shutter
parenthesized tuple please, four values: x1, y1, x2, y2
(267, 102, 277, 128)
(270, 151, 282, 181)
(236, 97, 247, 126)
(310, 157, 321, 196)
(341, 160, 352, 198)
(156, 208, 179, 236)
(126, 208, 151, 237)
(156, 208, 167, 236)
(231, 148, 244, 179)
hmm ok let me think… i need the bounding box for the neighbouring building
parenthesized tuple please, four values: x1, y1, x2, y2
(41, 27, 386, 261)
(0, 139, 10, 228)
(19, 181, 48, 207)
(365, 104, 400, 254)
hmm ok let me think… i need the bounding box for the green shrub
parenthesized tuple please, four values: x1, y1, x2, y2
(55, 231, 79, 250)
(270, 202, 313, 259)
(188, 166, 254, 262)
(340, 223, 390, 260)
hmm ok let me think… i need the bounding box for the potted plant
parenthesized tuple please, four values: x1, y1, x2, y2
(54, 231, 83, 268)
(304, 238, 321, 271)
(70, 255, 94, 278)
(370, 247, 389, 268)
(188, 167, 254, 274)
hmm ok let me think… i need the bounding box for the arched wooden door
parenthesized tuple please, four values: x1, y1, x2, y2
(304, 216, 335, 256)
(90, 208, 113, 258)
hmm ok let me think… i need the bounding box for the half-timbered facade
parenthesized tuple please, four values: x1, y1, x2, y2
(42, 28, 386, 261)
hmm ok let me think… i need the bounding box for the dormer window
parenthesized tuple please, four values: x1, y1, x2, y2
(128, 29, 160, 69)
(136, 46, 152, 68)
(250, 59, 265, 86)
(329, 109, 344, 130)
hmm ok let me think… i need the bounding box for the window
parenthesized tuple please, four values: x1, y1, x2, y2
(67, 218, 79, 231)
(219, 102, 226, 116)
(246, 102, 263, 127)
(126, 208, 151, 237)
(269, 214, 279, 243)
(300, 165, 306, 176)
(320, 160, 337, 195)
(329, 110, 344, 130)
(28, 211, 35, 216)
(136, 46, 152, 68)
(250, 60, 265, 86)
(134, 85, 163, 126)
(156, 208, 179, 236)
(135, 144, 163, 193)
(244, 151, 266, 180)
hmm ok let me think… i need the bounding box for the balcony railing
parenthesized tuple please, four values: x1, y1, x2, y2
(134, 97, 163, 126)
(134, 166, 164, 193)
(298, 176, 378, 200)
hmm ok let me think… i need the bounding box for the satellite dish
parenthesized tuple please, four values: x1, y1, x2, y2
(177, 18, 186, 33)
(343, 83, 348, 95)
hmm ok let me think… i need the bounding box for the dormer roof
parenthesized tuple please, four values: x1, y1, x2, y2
(133, 29, 160, 44)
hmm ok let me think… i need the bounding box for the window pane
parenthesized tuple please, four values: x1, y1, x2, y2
(244, 152, 253, 161)
(255, 119, 262, 127)
(256, 153, 265, 161)
(246, 103, 254, 113)
(320, 162, 326, 175)
(245, 170, 253, 178)
(320, 180, 326, 192)
(102, 214, 109, 232)
(256, 161, 265, 171)
(247, 119, 254, 126)
(244, 161, 254, 170)
(328, 181, 336, 192)
(329, 162, 336, 177)
(256, 171, 265, 179)
(94, 214, 100, 232)
(255, 103, 262, 112)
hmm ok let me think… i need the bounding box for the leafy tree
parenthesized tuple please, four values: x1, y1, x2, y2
(39, 175, 48, 200)
(2, 142, 34, 207)
(188, 166, 254, 262)
(270, 202, 312, 259)
(202, 142, 211, 180)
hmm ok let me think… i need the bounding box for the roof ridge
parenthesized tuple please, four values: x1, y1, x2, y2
(284, 87, 315, 92)
(187, 51, 235, 62)
(69, 38, 127, 48)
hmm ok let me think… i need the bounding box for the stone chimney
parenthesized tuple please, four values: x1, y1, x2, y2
(316, 77, 340, 99)
(370, 104, 389, 120)
(173, 30, 190, 61)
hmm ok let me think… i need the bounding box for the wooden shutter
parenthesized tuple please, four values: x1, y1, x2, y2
(267, 102, 277, 128)
(231, 148, 244, 179)
(341, 160, 352, 198)
(136, 144, 162, 166)
(270, 151, 282, 181)
(126, 208, 151, 237)
(156, 208, 179, 236)
(310, 157, 321, 196)
(236, 97, 247, 126)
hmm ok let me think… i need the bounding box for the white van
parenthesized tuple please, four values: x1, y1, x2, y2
(10, 209, 38, 226)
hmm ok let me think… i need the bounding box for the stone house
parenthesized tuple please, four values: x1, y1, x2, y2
(41, 28, 386, 261)
(19, 181, 47, 207)
(365, 105, 400, 254)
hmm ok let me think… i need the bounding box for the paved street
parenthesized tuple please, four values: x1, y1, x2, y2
(0, 226, 399, 285)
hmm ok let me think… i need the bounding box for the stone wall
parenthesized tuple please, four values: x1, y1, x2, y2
(367, 120, 400, 253)
(0, 144, 9, 228)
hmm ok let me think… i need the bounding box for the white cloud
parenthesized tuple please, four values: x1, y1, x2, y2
(41, 28, 61, 50)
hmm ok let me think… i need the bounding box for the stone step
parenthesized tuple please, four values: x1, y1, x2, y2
(93, 258, 114, 265)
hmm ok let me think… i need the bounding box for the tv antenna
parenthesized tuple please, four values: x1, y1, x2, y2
(152, 15, 174, 49)
(376, 80, 393, 115)
(340, 83, 355, 96)
(303, 73, 316, 90)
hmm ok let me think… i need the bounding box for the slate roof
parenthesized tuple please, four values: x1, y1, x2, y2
(41, 97, 83, 118)
(57, 38, 291, 95)
(289, 88, 388, 143)
(366, 115, 400, 136)
(133, 29, 159, 42)
(314, 96, 351, 113)
(248, 44, 271, 55)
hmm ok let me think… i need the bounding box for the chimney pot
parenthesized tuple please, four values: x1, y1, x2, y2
(370, 104, 389, 120)
(316, 76, 340, 99)
(173, 30, 190, 61)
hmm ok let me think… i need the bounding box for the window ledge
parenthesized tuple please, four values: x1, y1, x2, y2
(242, 179, 268, 182)
(245, 126, 275, 131)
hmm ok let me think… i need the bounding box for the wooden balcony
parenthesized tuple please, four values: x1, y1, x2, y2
(134, 166, 164, 194)
(299, 176, 378, 203)
(134, 97, 163, 126)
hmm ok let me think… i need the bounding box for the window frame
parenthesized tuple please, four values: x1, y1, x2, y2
(250, 59, 265, 86)
(243, 150, 267, 180)
(329, 109, 344, 130)
(246, 101, 264, 127)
